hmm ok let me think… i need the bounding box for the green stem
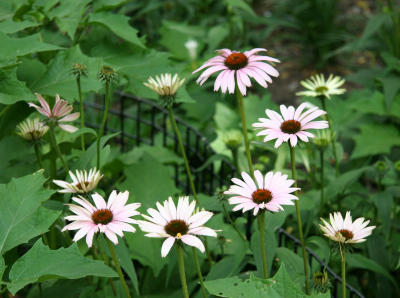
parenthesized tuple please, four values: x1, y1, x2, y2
(168, 106, 199, 203)
(222, 202, 246, 241)
(96, 237, 117, 296)
(289, 145, 309, 294)
(319, 150, 325, 215)
(320, 97, 339, 176)
(77, 76, 85, 151)
(106, 239, 131, 298)
(34, 143, 44, 170)
(176, 245, 190, 298)
(192, 247, 207, 298)
(236, 88, 254, 178)
(231, 147, 239, 171)
(49, 125, 69, 173)
(340, 244, 346, 298)
(97, 82, 110, 169)
(257, 212, 268, 279)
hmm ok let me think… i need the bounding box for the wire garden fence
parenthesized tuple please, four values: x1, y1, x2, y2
(83, 91, 364, 298)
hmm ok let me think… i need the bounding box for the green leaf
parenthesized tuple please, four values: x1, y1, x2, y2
(0, 33, 62, 60)
(115, 240, 139, 295)
(347, 253, 398, 288)
(204, 263, 329, 298)
(120, 145, 182, 165)
(326, 167, 370, 200)
(8, 240, 117, 294)
(372, 192, 393, 238)
(89, 12, 146, 49)
(0, 68, 35, 105)
(276, 247, 309, 286)
(208, 25, 230, 51)
(0, 19, 37, 34)
(31, 45, 103, 100)
(0, 171, 55, 254)
(377, 75, 400, 109)
(214, 102, 240, 130)
(224, 0, 257, 17)
(48, 0, 91, 40)
(125, 229, 166, 277)
(351, 124, 400, 159)
(250, 227, 277, 277)
(119, 153, 179, 210)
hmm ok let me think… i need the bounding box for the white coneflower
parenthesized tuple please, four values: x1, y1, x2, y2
(53, 168, 103, 193)
(62, 191, 140, 247)
(137, 196, 217, 257)
(319, 211, 375, 244)
(143, 73, 185, 98)
(296, 74, 346, 99)
(16, 118, 48, 141)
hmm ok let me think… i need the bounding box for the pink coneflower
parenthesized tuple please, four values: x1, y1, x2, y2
(253, 103, 328, 148)
(28, 93, 80, 133)
(224, 170, 299, 216)
(320, 211, 375, 244)
(137, 196, 217, 257)
(193, 48, 279, 96)
(62, 191, 140, 247)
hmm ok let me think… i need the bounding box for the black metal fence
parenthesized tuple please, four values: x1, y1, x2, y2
(84, 91, 364, 298)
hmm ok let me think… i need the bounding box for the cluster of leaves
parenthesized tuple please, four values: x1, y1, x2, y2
(0, 0, 399, 298)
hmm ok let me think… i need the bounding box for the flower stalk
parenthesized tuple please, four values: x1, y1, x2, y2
(319, 96, 339, 176)
(177, 244, 190, 298)
(257, 211, 268, 279)
(34, 143, 44, 170)
(192, 247, 207, 298)
(168, 106, 199, 203)
(97, 81, 110, 169)
(319, 149, 325, 215)
(289, 145, 309, 294)
(339, 244, 346, 298)
(106, 239, 131, 298)
(48, 124, 69, 173)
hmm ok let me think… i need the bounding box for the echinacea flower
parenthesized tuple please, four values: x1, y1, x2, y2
(144, 73, 185, 98)
(193, 48, 279, 96)
(252, 103, 329, 148)
(53, 168, 103, 193)
(137, 196, 217, 257)
(319, 211, 375, 244)
(296, 74, 346, 99)
(16, 118, 49, 141)
(224, 170, 299, 216)
(28, 93, 80, 133)
(62, 191, 140, 247)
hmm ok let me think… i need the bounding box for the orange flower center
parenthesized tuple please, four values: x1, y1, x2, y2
(337, 229, 354, 240)
(224, 52, 248, 70)
(92, 209, 113, 225)
(252, 189, 272, 204)
(280, 120, 301, 134)
(164, 220, 188, 237)
(76, 181, 90, 190)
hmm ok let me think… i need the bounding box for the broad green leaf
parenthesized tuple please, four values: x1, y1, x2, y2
(377, 75, 400, 109)
(244, 93, 277, 129)
(251, 227, 277, 276)
(0, 171, 55, 254)
(0, 68, 35, 105)
(372, 192, 393, 238)
(0, 33, 62, 60)
(224, 0, 257, 17)
(125, 229, 166, 277)
(214, 102, 240, 130)
(32, 46, 103, 100)
(306, 236, 330, 264)
(89, 12, 146, 49)
(8, 240, 117, 294)
(204, 263, 329, 298)
(276, 247, 309, 286)
(115, 240, 139, 295)
(48, 0, 91, 40)
(208, 25, 229, 51)
(347, 253, 398, 288)
(351, 124, 400, 159)
(119, 145, 182, 165)
(119, 153, 179, 210)
(326, 167, 370, 200)
(0, 19, 37, 34)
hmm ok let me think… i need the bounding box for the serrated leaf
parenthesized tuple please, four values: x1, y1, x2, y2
(0, 68, 35, 105)
(32, 45, 103, 100)
(8, 240, 117, 294)
(0, 33, 62, 60)
(89, 12, 145, 49)
(0, 19, 37, 34)
(351, 124, 400, 159)
(49, 0, 91, 40)
(0, 171, 55, 254)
